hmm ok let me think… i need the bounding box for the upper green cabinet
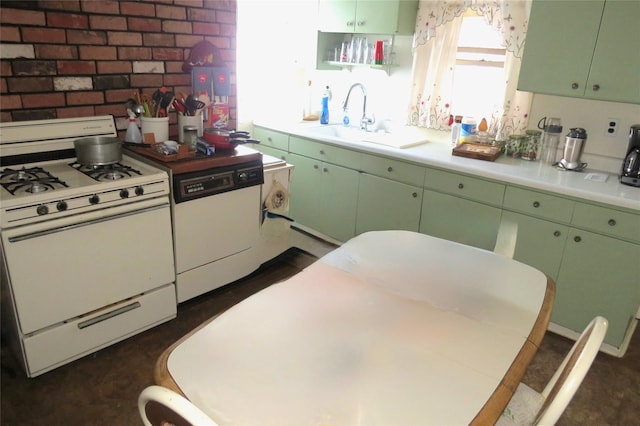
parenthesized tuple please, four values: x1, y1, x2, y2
(318, 0, 418, 34)
(519, 0, 640, 104)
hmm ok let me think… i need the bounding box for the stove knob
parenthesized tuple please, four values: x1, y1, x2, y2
(56, 201, 68, 211)
(36, 204, 49, 216)
(120, 189, 130, 199)
(135, 186, 144, 196)
(89, 194, 100, 205)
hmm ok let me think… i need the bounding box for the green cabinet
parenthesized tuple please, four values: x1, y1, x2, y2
(252, 127, 289, 160)
(287, 141, 360, 242)
(318, 0, 418, 34)
(519, 0, 640, 104)
(420, 168, 505, 250)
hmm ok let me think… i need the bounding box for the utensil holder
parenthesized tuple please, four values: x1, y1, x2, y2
(178, 115, 203, 144)
(141, 116, 169, 143)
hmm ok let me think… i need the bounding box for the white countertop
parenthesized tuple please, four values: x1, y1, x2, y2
(254, 120, 640, 211)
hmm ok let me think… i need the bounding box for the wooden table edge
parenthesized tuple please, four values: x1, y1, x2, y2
(471, 275, 556, 425)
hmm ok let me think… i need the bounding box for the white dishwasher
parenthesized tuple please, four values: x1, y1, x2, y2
(256, 153, 294, 264)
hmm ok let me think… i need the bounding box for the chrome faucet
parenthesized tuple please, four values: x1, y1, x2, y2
(343, 83, 375, 131)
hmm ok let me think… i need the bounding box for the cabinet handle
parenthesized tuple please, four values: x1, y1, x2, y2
(592, 84, 600, 91)
(574, 236, 582, 243)
(387, 166, 393, 172)
(357, 21, 365, 26)
(458, 183, 464, 189)
(571, 82, 579, 90)
(319, 150, 325, 155)
(267, 137, 273, 142)
(553, 230, 561, 237)
(346, 21, 354, 26)
(608, 219, 616, 226)
(313, 164, 319, 169)
(412, 192, 418, 198)
(533, 201, 540, 208)
(323, 167, 328, 173)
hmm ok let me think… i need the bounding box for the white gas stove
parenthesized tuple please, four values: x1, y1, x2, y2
(0, 116, 177, 377)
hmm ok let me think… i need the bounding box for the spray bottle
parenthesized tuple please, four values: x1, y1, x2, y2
(124, 109, 142, 143)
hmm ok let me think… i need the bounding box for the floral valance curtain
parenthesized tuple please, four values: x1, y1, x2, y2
(408, 0, 533, 139)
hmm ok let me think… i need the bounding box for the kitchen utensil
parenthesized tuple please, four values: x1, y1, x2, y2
(74, 136, 123, 165)
(558, 127, 587, 171)
(202, 128, 260, 150)
(620, 124, 640, 187)
(125, 98, 145, 117)
(538, 117, 563, 164)
(185, 95, 206, 116)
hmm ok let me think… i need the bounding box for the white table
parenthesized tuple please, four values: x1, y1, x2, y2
(156, 231, 555, 425)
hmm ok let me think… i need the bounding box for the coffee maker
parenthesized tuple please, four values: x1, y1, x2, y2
(620, 124, 640, 187)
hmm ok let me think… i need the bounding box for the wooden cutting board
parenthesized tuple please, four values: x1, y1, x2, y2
(452, 143, 501, 161)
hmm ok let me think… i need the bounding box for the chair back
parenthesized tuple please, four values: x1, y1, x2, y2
(534, 316, 608, 425)
(138, 385, 218, 426)
(493, 219, 518, 258)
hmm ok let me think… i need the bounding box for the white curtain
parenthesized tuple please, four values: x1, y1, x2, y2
(408, 0, 533, 139)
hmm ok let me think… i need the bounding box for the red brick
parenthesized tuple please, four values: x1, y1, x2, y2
(67, 30, 107, 45)
(127, 17, 162, 32)
(12, 61, 57, 76)
(81, 0, 120, 15)
(163, 73, 191, 86)
(0, 8, 46, 26)
(188, 8, 216, 22)
(0, 62, 12, 77)
(163, 20, 193, 34)
(108, 31, 143, 46)
(192, 22, 220, 36)
(90, 15, 127, 31)
(42, 1, 82, 12)
(95, 103, 123, 117)
(35, 45, 78, 60)
(8, 77, 53, 92)
(57, 61, 97, 75)
(66, 91, 104, 105)
(206, 36, 230, 50)
(57, 105, 96, 118)
(104, 88, 136, 103)
(1, 78, 6, 93)
(0, 95, 23, 109)
(165, 61, 186, 73)
(157, 5, 186, 20)
(120, 1, 156, 17)
(1, 27, 21, 42)
(22, 92, 66, 108)
(175, 0, 203, 7)
(79, 46, 117, 60)
(0, 111, 13, 122)
(175, 34, 204, 48)
(97, 61, 132, 74)
(153, 48, 183, 61)
(220, 23, 236, 37)
(118, 47, 152, 60)
(46, 12, 89, 29)
(130, 74, 163, 88)
(143, 33, 174, 47)
(22, 28, 67, 44)
(204, 0, 235, 11)
(217, 10, 236, 24)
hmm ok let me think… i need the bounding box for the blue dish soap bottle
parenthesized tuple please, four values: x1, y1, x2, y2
(320, 86, 331, 125)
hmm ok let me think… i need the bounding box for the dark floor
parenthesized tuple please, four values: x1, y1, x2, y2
(1, 248, 639, 425)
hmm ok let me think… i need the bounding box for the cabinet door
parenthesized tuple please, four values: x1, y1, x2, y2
(353, 1, 401, 34)
(420, 190, 502, 251)
(318, 0, 357, 32)
(288, 153, 323, 231)
(501, 211, 568, 281)
(553, 229, 640, 349)
(318, 162, 359, 242)
(587, 0, 640, 104)
(518, 1, 604, 98)
(356, 173, 422, 234)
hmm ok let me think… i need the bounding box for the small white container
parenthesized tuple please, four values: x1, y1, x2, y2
(178, 114, 203, 144)
(459, 117, 477, 143)
(140, 116, 169, 143)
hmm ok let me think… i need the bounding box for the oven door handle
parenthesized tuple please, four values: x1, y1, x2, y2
(7, 203, 169, 243)
(77, 301, 142, 329)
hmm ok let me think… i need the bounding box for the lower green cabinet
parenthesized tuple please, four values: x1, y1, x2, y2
(553, 228, 639, 349)
(419, 189, 502, 250)
(501, 211, 568, 281)
(356, 173, 423, 234)
(288, 153, 359, 242)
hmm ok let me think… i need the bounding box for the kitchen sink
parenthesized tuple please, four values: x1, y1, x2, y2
(304, 124, 429, 149)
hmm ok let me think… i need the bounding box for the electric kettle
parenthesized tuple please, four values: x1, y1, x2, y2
(620, 124, 640, 187)
(558, 128, 587, 171)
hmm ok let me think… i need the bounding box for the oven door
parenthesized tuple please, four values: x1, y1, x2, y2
(1, 198, 175, 335)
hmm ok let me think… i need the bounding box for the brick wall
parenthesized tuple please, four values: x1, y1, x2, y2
(0, 0, 237, 138)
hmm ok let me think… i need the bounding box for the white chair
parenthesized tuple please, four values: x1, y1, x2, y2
(497, 316, 608, 426)
(138, 385, 218, 426)
(493, 219, 518, 258)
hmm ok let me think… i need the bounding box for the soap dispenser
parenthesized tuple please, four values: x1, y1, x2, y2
(321, 86, 331, 125)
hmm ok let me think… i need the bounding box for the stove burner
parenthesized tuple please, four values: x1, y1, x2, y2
(70, 162, 142, 181)
(0, 166, 68, 195)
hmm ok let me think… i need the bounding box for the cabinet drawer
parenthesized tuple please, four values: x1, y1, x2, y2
(424, 168, 505, 206)
(572, 203, 640, 242)
(503, 186, 575, 222)
(360, 153, 425, 187)
(253, 127, 289, 151)
(255, 145, 288, 162)
(289, 136, 361, 169)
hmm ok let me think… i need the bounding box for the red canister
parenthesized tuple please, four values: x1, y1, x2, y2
(374, 41, 384, 65)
